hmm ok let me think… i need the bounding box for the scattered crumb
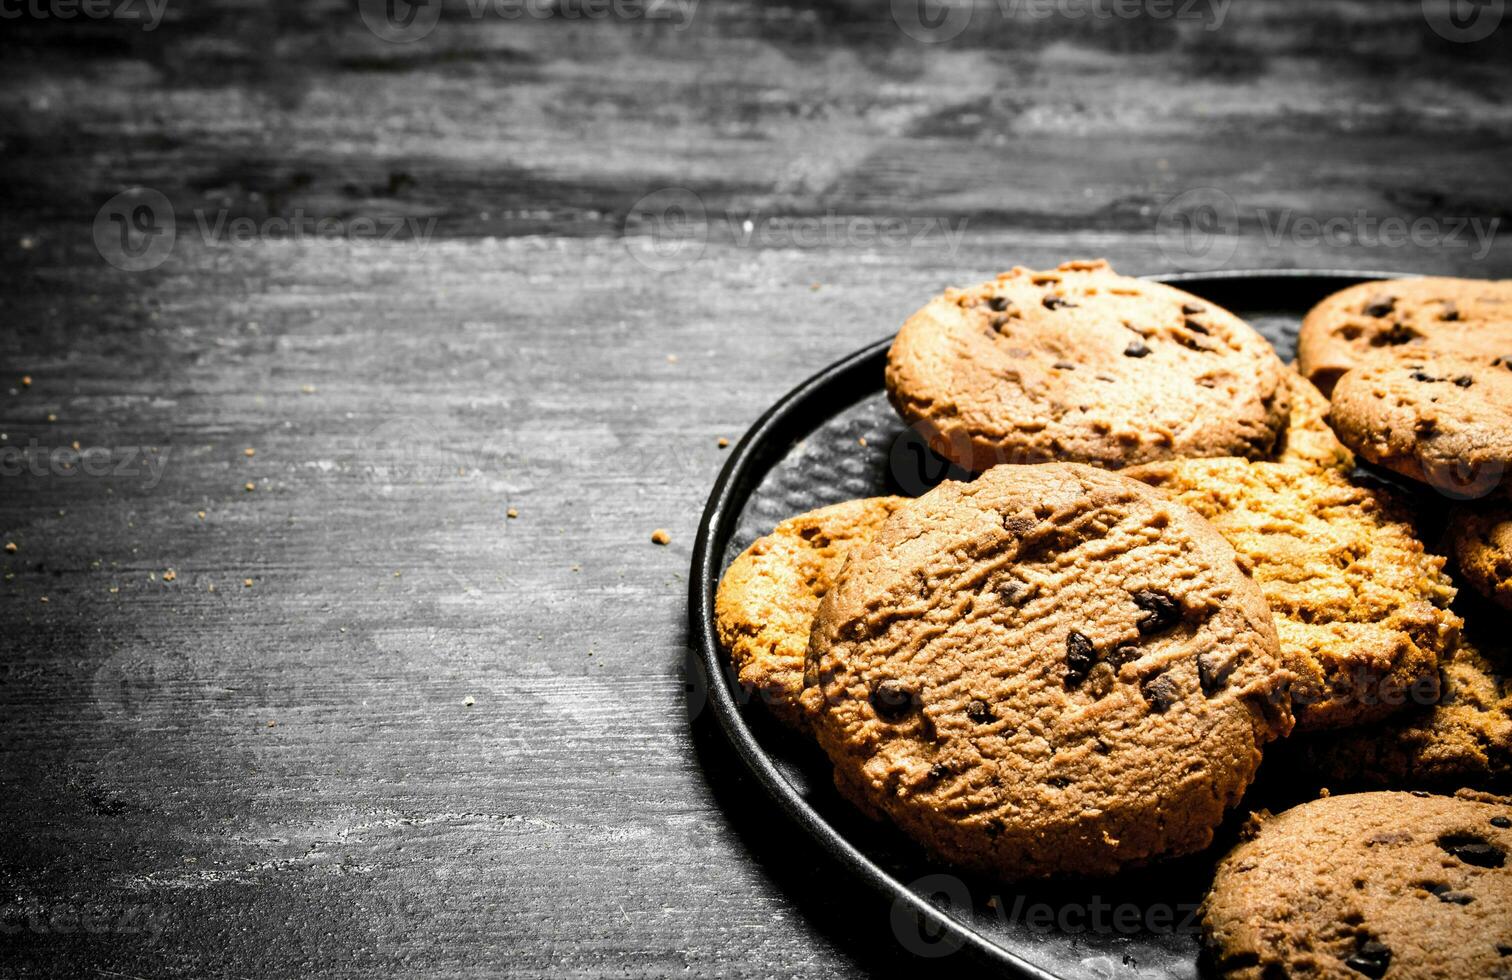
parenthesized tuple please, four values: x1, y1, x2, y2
(858, 437, 867, 447)
(148, 572, 156, 581)
(244, 447, 255, 458)
(19, 238, 34, 250)
(463, 696, 475, 707)
(393, 570, 402, 578)
(39, 596, 48, 603)
(46, 413, 56, 423)
(4, 541, 15, 554)
(651, 528, 671, 546)
(717, 437, 729, 448)
(108, 586, 118, 594)
(196, 510, 206, 520)
(810, 283, 821, 291)
(207, 584, 215, 593)
(506, 508, 518, 519)
(666, 354, 679, 364)
(300, 384, 317, 394)
(243, 578, 254, 588)
(267, 720, 276, 728)
(162, 569, 177, 583)
(70, 441, 80, 451)
(244, 482, 255, 492)
(20, 375, 30, 388)
(570, 564, 581, 573)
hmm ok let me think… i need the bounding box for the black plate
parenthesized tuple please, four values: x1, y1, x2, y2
(688, 270, 1405, 979)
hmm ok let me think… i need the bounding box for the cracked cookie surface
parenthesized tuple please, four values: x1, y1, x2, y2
(715, 496, 906, 729)
(884, 260, 1291, 472)
(1203, 790, 1512, 980)
(1299, 615, 1512, 789)
(1275, 366, 1354, 473)
(1125, 457, 1459, 731)
(801, 463, 1292, 879)
(1449, 503, 1512, 612)
(1298, 276, 1512, 395)
(1328, 350, 1512, 499)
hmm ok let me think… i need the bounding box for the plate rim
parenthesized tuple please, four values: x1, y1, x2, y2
(686, 268, 1410, 977)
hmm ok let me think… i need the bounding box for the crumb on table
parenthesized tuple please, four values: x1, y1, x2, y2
(651, 529, 671, 546)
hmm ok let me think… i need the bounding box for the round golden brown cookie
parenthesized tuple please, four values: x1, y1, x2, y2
(800, 463, 1292, 880)
(1203, 791, 1512, 980)
(715, 497, 906, 729)
(1329, 350, 1512, 499)
(1298, 276, 1512, 395)
(1449, 504, 1512, 611)
(1125, 458, 1459, 731)
(1298, 622, 1512, 789)
(1273, 366, 1354, 472)
(884, 260, 1291, 472)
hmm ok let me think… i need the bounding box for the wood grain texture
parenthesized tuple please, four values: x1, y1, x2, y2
(1, 1, 1510, 976)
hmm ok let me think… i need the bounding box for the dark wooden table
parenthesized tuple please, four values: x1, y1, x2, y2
(2, 1, 1510, 975)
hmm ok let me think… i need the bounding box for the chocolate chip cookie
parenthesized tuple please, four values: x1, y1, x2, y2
(1328, 350, 1512, 499)
(1298, 276, 1512, 395)
(1204, 790, 1512, 980)
(1449, 503, 1512, 611)
(1125, 457, 1459, 731)
(1299, 621, 1512, 790)
(1274, 366, 1354, 473)
(801, 463, 1293, 879)
(885, 260, 1291, 472)
(715, 496, 906, 729)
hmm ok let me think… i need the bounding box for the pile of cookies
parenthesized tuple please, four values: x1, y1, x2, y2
(715, 261, 1512, 977)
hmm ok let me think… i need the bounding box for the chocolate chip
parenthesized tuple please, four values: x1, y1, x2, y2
(966, 698, 993, 723)
(1183, 318, 1209, 335)
(986, 296, 1010, 312)
(1491, 816, 1511, 828)
(1053, 360, 1076, 370)
(1197, 651, 1234, 696)
(1141, 673, 1179, 712)
(1345, 940, 1392, 978)
(928, 762, 949, 780)
(1374, 322, 1418, 346)
(1454, 375, 1474, 388)
(1124, 340, 1151, 358)
(1003, 514, 1037, 535)
(1438, 834, 1506, 868)
(1410, 371, 1439, 382)
(1132, 590, 1181, 635)
(871, 680, 916, 722)
(1065, 631, 1097, 685)
(1042, 295, 1075, 310)
(1181, 302, 1206, 315)
(1363, 296, 1396, 317)
(1441, 301, 1460, 321)
(1411, 790, 1431, 798)
(998, 581, 1024, 605)
(1437, 890, 1475, 905)
(1109, 645, 1141, 668)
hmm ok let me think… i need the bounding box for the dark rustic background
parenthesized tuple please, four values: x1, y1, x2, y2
(2, 1, 1511, 976)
